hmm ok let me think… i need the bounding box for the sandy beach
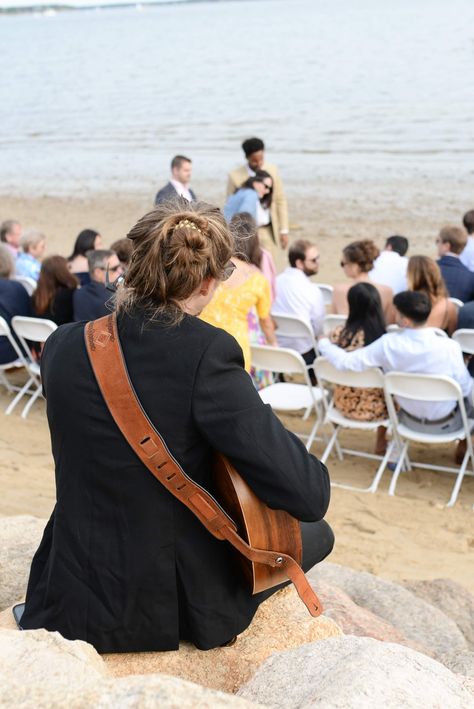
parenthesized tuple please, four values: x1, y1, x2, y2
(1, 177, 473, 594)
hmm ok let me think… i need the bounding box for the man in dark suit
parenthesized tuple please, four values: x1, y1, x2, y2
(436, 225, 474, 303)
(154, 155, 197, 205)
(73, 249, 123, 321)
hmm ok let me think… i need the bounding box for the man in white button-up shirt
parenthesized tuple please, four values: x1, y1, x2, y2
(319, 291, 473, 433)
(369, 235, 408, 295)
(272, 240, 325, 379)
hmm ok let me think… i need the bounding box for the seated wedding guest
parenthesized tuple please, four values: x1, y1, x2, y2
(68, 229, 102, 286)
(369, 235, 409, 295)
(73, 249, 123, 322)
(320, 291, 472, 438)
(229, 212, 277, 388)
(329, 282, 388, 454)
(20, 201, 332, 652)
(110, 238, 133, 268)
(16, 230, 46, 282)
(0, 219, 22, 259)
(32, 256, 79, 326)
(229, 212, 276, 298)
(333, 240, 394, 322)
(200, 220, 277, 372)
(435, 225, 474, 303)
(407, 255, 457, 334)
(0, 244, 31, 364)
(460, 209, 474, 272)
(272, 239, 325, 382)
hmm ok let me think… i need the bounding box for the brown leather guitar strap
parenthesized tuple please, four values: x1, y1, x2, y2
(84, 313, 322, 617)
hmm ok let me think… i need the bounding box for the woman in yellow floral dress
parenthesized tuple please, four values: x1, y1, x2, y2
(200, 223, 276, 371)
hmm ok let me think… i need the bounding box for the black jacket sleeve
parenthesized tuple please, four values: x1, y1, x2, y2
(192, 328, 330, 522)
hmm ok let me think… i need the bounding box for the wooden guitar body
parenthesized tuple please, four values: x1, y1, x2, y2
(213, 452, 303, 594)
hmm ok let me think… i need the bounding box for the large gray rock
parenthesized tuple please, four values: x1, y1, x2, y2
(0, 515, 45, 611)
(440, 651, 474, 678)
(238, 635, 474, 708)
(0, 628, 260, 708)
(316, 580, 431, 656)
(309, 562, 469, 658)
(403, 578, 474, 649)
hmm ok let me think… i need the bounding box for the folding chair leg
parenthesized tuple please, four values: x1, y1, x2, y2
(446, 443, 473, 508)
(367, 438, 395, 493)
(0, 371, 13, 393)
(5, 376, 35, 415)
(305, 419, 321, 452)
(388, 442, 409, 496)
(21, 385, 43, 419)
(320, 425, 339, 464)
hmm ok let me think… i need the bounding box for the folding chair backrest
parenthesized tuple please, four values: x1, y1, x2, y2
(315, 356, 385, 389)
(317, 283, 333, 306)
(272, 313, 316, 345)
(0, 316, 25, 363)
(322, 314, 347, 336)
(452, 329, 474, 355)
(13, 276, 37, 296)
(384, 371, 462, 403)
(11, 316, 57, 360)
(449, 297, 464, 308)
(250, 344, 309, 378)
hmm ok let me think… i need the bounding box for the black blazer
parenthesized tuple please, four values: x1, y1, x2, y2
(437, 255, 474, 303)
(154, 181, 197, 205)
(21, 310, 330, 652)
(72, 281, 112, 322)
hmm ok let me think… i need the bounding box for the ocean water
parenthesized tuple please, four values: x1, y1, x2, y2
(1, 0, 474, 195)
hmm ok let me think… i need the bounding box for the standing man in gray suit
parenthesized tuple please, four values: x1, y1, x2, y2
(154, 155, 197, 205)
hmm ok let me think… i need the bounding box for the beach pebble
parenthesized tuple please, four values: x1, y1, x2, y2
(237, 635, 474, 708)
(403, 578, 474, 649)
(316, 580, 431, 656)
(0, 515, 46, 611)
(0, 628, 260, 708)
(309, 562, 469, 658)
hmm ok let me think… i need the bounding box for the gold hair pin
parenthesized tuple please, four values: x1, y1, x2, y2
(176, 218, 202, 234)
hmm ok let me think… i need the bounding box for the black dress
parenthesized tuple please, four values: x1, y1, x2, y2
(21, 308, 332, 652)
(35, 288, 75, 326)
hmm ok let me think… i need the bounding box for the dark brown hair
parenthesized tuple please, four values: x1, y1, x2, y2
(230, 212, 262, 267)
(116, 200, 233, 323)
(33, 256, 79, 315)
(343, 240, 379, 273)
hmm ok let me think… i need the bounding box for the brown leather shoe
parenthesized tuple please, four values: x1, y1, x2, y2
(455, 439, 467, 465)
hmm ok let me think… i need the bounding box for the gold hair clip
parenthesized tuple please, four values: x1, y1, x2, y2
(176, 218, 203, 234)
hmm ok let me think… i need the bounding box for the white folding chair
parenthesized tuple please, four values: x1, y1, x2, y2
(6, 316, 57, 419)
(0, 316, 27, 393)
(322, 314, 347, 336)
(13, 275, 37, 296)
(317, 283, 333, 307)
(384, 372, 474, 507)
(452, 329, 474, 355)
(250, 344, 326, 451)
(449, 297, 464, 308)
(314, 357, 393, 493)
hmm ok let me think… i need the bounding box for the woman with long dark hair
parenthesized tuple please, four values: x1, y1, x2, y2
(330, 282, 388, 453)
(32, 256, 79, 325)
(67, 228, 102, 285)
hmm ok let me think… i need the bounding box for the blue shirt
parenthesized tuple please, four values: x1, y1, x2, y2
(16, 253, 41, 282)
(0, 279, 32, 363)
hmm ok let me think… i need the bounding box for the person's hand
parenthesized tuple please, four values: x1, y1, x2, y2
(279, 232, 289, 249)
